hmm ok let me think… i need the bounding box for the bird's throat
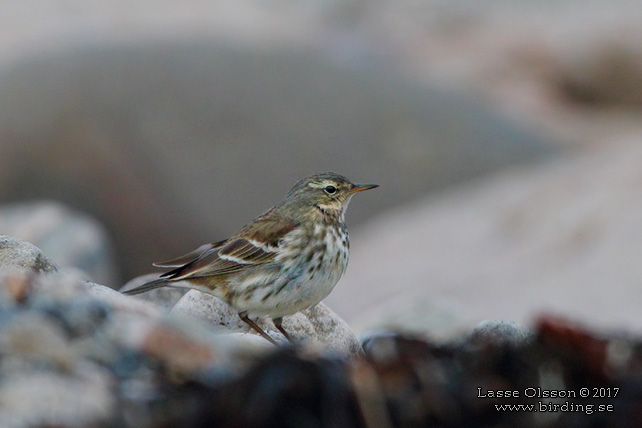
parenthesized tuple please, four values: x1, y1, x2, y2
(314, 204, 345, 224)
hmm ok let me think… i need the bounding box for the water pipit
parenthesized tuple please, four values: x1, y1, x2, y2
(123, 172, 378, 344)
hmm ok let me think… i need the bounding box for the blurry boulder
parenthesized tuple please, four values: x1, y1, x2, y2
(355, 319, 642, 428)
(171, 290, 362, 356)
(0, 234, 59, 275)
(0, 41, 553, 281)
(469, 320, 534, 347)
(556, 42, 642, 108)
(0, 201, 118, 286)
(0, 370, 114, 428)
(0, 267, 271, 427)
(3, 241, 642, 427)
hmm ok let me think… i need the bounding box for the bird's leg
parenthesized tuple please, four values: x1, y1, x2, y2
(272, 317, 293, 343)
(238, 311, 278, 345)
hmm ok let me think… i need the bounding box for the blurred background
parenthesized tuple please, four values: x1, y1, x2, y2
(1, 0, 641, 338)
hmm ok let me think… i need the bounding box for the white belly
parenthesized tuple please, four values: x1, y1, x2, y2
(228, 226, 349, 318)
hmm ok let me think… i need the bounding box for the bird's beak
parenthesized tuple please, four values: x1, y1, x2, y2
(348, 183, 379, 194)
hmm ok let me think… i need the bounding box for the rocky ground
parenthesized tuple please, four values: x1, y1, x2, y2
(1, 234, 642, 427)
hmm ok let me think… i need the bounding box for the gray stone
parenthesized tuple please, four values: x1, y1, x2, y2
(0, 369, 114, 428)
(86, 282, 161, 320)
(469, 320, 534, 347)
(290, 303, 363, 356)
(0, 235, 59, 274)
(0, 201, 118, 286)
(0, 312, 77, 369)
(23, 271, 162, 337)
(0, 269, 284, 426)
(108, 314, 273, 380)
(170, 289, 247, 332)
(171, 290, 362, 355)
(0, 272, 118, 427)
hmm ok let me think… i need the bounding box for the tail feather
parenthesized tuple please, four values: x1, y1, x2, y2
(122, 278, 169, 295)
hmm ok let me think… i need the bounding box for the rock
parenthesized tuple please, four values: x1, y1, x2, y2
(0, 268, 279, 427)
(469, 320, 534, 347)
(222, 348, 361, 428)
(22, 271, 161, 322)
(291, 303, 363, 356)
(0, 235, 59, 274)
(3, 266, 642, 427)
(0, 272, 117, 427)
(0, 201, 118, 286)
(87, 283, 162, 321)
(0, 369, 115, 428)
(170, 289, 249, 331)
(134, 318, 273, 379)
(0, 311, 77, 369)
(171, 290, 362, 356)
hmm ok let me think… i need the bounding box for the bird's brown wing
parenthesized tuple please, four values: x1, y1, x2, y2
(161, 215, 300, 281)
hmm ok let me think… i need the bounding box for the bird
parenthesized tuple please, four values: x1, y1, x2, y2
(123, 172, 378, 344)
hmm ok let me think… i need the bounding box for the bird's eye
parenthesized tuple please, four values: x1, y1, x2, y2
(324, 185, 337, 195)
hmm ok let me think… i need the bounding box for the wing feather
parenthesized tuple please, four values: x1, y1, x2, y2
(156, 214, 299, 282)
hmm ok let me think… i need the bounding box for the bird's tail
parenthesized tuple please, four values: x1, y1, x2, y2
(121, 278, 168, 295)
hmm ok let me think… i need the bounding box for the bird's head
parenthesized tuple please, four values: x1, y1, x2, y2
(284, 172, 378, 219)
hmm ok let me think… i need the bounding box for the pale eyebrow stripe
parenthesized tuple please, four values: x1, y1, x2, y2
(308, 181, 332, 189)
